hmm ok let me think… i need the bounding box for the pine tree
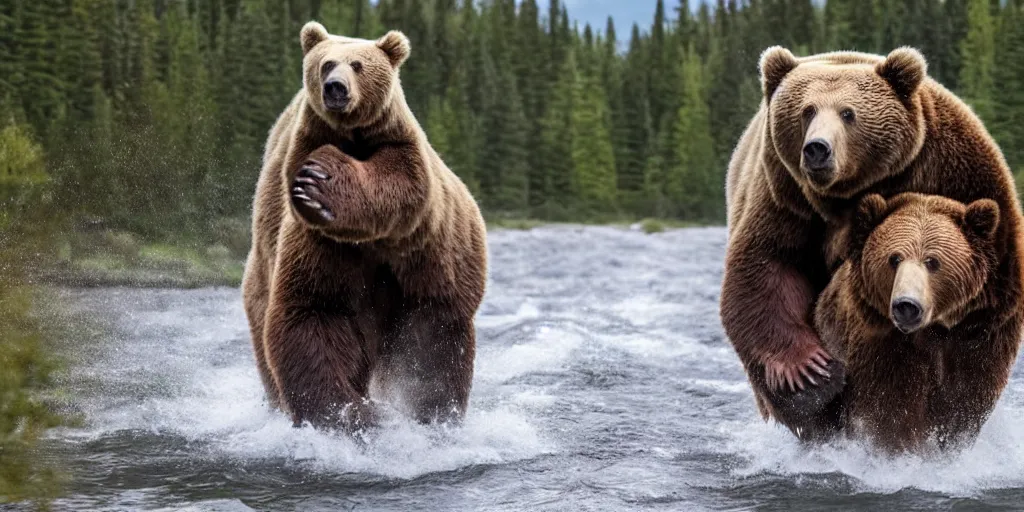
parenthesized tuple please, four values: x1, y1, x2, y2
(992, 0, 1024, 174)
(515, 0, 548, 208)
(437, 62, 481, 196)
(16, 0, 65, 136)
(616, 25, 651, 197)
(959, 0, 996, 121)
(477, 38, 529, 214)
(538, 49, 576, 216)
(943, 0, 970, 90)
(673, 46, 720, 220)
(571, 48, 617, 213)
(647, 0, 671, 137)
(0, 0, 21, 104)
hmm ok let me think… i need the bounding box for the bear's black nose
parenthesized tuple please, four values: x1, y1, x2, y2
(802, 138, 833, 172)
(323, 79, 349, 110)
(891, 297, 924, 332)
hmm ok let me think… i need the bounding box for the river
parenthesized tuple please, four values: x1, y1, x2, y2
(38, 225, 1024, 510)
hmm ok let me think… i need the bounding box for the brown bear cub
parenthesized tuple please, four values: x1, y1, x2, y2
(812, 193, 1002, 453)
(720, 45, 1024, 442)
(241, 22, 487, 431)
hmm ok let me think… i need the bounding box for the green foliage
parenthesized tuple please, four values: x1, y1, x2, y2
(2, 0, 1024, 240)
(992, 0, 1024, 174)
(960, 0, 997, 120)
(640, 218, 666, 234)
(0, 120, 68, 507)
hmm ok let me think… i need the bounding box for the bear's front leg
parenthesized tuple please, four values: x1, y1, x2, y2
(720, 206, 846, 440)
(289, 143, 428, 242)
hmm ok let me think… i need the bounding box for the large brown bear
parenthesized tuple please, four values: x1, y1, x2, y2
(813, 192, 1003, 453)
(241, 22, 488, 431)
(720, 45, 1024, 442)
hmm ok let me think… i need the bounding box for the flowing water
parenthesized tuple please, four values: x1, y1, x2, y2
(36, 226, 1024, 510)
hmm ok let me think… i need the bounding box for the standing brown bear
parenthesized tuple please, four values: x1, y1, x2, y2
(813, 193, 1004, 453)
(720, 45, 1024, 442)
(242, 22, 488, 430)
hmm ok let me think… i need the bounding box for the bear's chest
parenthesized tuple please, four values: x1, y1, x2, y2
(334, 133, 376, 161)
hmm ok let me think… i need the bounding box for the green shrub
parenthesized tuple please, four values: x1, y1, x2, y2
(639, 218, 666, 234)
(210, 217, 251, 259)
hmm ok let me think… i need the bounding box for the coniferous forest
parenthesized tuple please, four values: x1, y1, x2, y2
(2, 0, 1024, 246)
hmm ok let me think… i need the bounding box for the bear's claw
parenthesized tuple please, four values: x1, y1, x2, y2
(766, 345, 832, 392)
(291, 164, 336, 224)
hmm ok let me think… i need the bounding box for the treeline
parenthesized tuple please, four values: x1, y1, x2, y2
(1, 0, 1023, 242)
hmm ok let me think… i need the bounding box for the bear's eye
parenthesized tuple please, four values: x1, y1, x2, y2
(924, 257, 941, 273)
(351, 61, 363, 73)
(321, 61, 338, 77)
(888, 253, 903, 269)
(840, 108, 856, 123)
(802, 105, 816, 123)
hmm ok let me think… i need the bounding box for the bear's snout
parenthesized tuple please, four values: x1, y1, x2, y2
(801, 138, 834, 184)
(323, 78, 350, 111)
(891, 297, 924, 333)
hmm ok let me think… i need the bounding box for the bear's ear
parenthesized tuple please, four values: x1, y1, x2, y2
(377, 30, 411, 68)
(848, 194, 889, 257)
(876, 47, 927, 102)
(963, 198, 1000, 240)
(301, 21, 329, 55)
(759, 46, 798, 100)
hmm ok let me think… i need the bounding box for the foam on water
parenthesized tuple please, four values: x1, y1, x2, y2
(717, 387, 1024, 496)
(59, 293, 562, 481)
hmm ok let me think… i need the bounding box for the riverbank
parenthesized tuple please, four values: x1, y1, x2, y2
(35, 218, 711, 288)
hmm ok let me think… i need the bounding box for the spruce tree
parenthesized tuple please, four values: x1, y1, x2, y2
(616, 25, 651, 197)
(538, 49, 577, 217)
(673, 46, 719, 220)
(943, 0, 969, 90)
(477, 39, 529, 214)
(959, 0, 996, 122)
(0, 0, 21, 104)
(16, 0, 65, 136)
(571, 48, 618, 213)
(992, 0, 1024, 173)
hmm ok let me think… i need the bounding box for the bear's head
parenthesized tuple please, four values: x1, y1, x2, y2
(847, 193, 999, 334)
(759, 46, 928, 199)
(300, 22, 410, 128)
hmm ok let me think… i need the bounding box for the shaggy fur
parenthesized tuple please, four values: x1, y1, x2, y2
(242, 22, 487, 430)
(813, 193, 1003, 452)
(721, 45, 1024, 442)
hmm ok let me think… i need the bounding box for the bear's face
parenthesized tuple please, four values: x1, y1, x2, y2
(850, 193, 999, 334)
(299, 22, 410, 128)
(759, 47, 928, 199)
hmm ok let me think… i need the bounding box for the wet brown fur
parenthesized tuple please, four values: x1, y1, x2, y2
(721, 45, 1024, 443)
(814, 193, 1003, 453)
(241, 22, 487, 430)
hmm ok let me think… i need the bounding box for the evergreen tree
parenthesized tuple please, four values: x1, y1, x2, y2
(16, 0, 65, 136)
(959, 0, 996, 121)
(0, 0, 22, 103)
(571, 49, 617, 212)
(992, 0, 1024, 175)
(942, 0, 969, 89)
(538, 49, 577, 216)
(476, 38, 529, 214)
(616, 25, 651, 196)
(673, 46, 720, 220)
